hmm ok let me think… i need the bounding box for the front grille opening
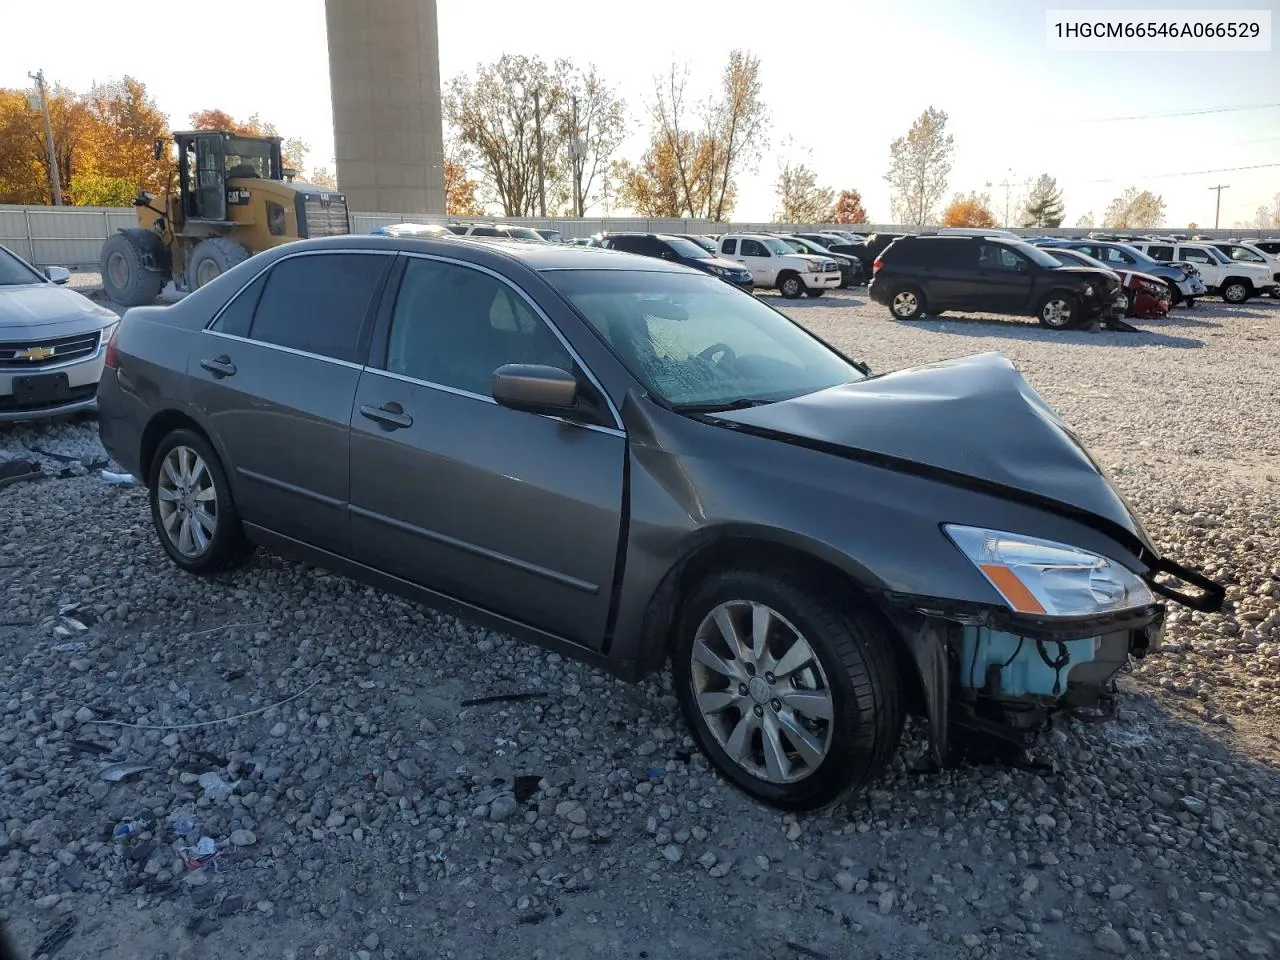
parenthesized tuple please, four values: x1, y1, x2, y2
(0, 331, 101, 370)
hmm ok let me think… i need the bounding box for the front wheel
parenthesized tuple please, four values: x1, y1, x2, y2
(186, 237, 250, 292)
(1038, 293, 1080, 329)
(149, 429, 250, 574)
(778, 273, 804, 299)
(1222, 281, 1249, 304)
(674, 569, 905, 810)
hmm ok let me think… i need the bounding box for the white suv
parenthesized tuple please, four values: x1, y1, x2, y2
(1132, 241, 1275, 303)
(717, 234, 841, 298)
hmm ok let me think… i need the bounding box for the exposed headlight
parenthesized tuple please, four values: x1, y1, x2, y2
(803, 261, 821, 272)
(944, 525, 1154, 618)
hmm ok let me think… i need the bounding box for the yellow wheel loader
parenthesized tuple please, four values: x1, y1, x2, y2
(100, 131, 350, 307)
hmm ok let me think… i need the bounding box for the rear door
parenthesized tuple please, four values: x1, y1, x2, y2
(918, 239, 977, 308)
(347, 255, 625, 647)
(190, 250, 391, 553)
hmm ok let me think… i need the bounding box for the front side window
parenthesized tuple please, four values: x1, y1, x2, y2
(385, 259, 572, 397)
(546, 269, 862, 410)
(1145, 245, 1174, 261)
(223, 137, 278, 179)
(248, 253, 387, 362)
(979, 244, 1026, 271)
(1098, 246, 1136, 266)
(1181, 248, 1212, 264)
(740, 239, 770, 257)
(0, 246, 45, 285)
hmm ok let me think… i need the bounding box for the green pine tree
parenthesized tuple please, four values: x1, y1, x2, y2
(1022, 173, 1064, 228)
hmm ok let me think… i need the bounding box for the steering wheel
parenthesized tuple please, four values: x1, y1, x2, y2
(696, 343, 737, 366)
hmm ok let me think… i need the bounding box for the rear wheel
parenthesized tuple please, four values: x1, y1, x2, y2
(1038, 293, 1080, 329)
(148, 429, 250, 575)
(674, 569, 904, 810)
(186, 237, 250, 292)
(889, 286, 924, 320)
(778, 273, 804, 299)
(100, 233, 166, 307)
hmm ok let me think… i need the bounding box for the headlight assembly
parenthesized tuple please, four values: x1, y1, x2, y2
(944, 525, 1154, 618)
(803, 261, 821, 273)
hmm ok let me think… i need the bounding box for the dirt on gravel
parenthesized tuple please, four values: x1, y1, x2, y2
(2, 288, 1278, 960)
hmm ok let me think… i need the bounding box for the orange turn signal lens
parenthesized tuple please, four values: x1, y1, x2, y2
(978, 563, 1047, 615)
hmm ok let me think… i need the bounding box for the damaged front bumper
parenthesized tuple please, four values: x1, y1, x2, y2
(885, 560, 1222, 764)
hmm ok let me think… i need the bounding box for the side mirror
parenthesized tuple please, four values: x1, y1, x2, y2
(492, 364, 577, 414)
(45, 266, 70, 285)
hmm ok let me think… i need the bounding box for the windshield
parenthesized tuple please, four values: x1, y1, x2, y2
(0, 246, 45, 285)
(1049, 249, 1110, 271)
(760, 237, 797, 256)
(1110, 243, 1155, 264)
(1009, 241, 1066, 269)
(224, 137, 279, 178)
(1224, 245, 1265, 262)
(538, 230, 564, 242)
(779, 238, 807, 254)
(687, 235, 717, 252)
(1198, 245, 1230, 264)
(506, 226, 543, 240)
(546, 270, 862, 409)
(662, 236, 714, 259)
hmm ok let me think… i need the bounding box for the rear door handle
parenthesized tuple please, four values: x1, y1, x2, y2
(200, 356, 236, 378)
(360, 402, 413, 430)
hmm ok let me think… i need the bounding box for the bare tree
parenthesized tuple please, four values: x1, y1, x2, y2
(705, 50, 768, 222)
(1075, 211, 1095, 228)
(884, 107, 954, 227)
(774, 140, 835, 223)
(554, 64, 626, 216)
(1103, 187, 1166, 229)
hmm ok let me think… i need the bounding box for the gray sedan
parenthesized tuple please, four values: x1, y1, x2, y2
(96, 236, 1221, 809)
(1, 245, 119, 421)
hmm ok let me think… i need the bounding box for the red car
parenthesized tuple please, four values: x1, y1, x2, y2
(1047, 247, 1171, 318)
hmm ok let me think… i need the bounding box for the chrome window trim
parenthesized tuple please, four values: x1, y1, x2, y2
(202, 329, 365, 370)
(396, 251, 624, 432)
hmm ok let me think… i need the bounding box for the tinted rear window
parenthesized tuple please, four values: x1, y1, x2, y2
(211, 272, 267, 337)
(249, 253, 387, 362)
(886, 238, 973, 267)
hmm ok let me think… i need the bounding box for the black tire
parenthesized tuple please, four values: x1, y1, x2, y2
(100, 232, 166, 307)
(186, 237, 250, 292)
(1123, 289, 1136, 316)
(1164, 281, 1183, 306)
(778, 272, 804, 299)
(888, 285, 925, 320)
(1185, 297, 1197, 308)
(1038, 292, 1080, 329)
(673, 568, 904, 810)
(1221, 279, 1250, 304)
(806, 287, 825, 298)
(148, 428, 251, 575)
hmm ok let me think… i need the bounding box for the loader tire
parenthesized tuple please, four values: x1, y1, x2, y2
(101, 232, 166, 307)
(186, 238, 250, 292)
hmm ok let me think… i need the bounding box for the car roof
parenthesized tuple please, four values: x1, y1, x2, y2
(280, 233, 691, 274)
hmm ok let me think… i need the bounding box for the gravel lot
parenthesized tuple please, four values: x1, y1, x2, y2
(2, 282, 1279, 960)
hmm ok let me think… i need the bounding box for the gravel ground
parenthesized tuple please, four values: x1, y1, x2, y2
(2, 283, 1279, 960)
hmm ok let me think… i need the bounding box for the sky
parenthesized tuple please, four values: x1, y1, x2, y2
(4, 0, 1278, 226)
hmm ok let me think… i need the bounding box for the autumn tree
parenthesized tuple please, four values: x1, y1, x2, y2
(704, 51, 768, 221)
(832, 190, 867, 225)
(1075, 211, 1095, 228)
(774, 141, 835, 223)
(82, 78, 169, 196)
(941, 191, 997, 227)
(556, 64, 626, 216)
(1103, 187, 1166, 229)
(188, 110, 309, 174)
(885, 107, 953, 227)
(612, 141, 686, 217)
(444, 145, 484, 216)
(308, 166, 339, 189)
(1022, 173, 1064, 227)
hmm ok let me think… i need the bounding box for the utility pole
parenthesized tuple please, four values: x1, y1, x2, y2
(1208, 184, 1230, 230)
(28, 69, 63, 206)
(998, 168, 1017, 227)
(532, 88, 547, 218)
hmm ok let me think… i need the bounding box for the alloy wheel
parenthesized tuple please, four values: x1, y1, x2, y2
(156, 445, 218, 558)
(1224, 283, 1247, 303)
(689, 600, 835, 784)
(782, 277, 801, 297)
(1042, 298, 1072, 327)
(892, 291, 918, 317)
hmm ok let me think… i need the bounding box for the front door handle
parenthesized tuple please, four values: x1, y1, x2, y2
(360, 402, 413, 430)
(200, 355, 236, 378)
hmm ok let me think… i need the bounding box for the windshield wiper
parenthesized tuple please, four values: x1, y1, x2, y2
(672, 398, 772, 414)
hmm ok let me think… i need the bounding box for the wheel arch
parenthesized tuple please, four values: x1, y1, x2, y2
(139, 406, 237, 497)
(1221, 275, 1251, 298)
(114, 227, 173, 275)
(633, 531, 926, 718)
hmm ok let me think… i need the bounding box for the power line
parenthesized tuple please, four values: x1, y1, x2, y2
(1078, 162, 1280, 185)
(1074, 102, 1280, 123)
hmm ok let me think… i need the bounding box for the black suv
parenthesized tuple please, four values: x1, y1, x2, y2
(600, 233, 754, 291)
(869, 236, 1125, 329)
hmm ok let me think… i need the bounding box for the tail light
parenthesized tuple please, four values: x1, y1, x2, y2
(872, 257, 883, 274)
(103, 323, 120, 369)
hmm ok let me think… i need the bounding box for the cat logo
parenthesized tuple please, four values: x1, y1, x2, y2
(16, 345, 55, 362)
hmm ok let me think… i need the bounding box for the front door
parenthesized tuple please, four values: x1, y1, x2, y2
(189, 250, 391, 554)
(737, 238, 775, 285)
(194, 134, 227, 221)
(348, 255, 625, 647)
(975, 242, 1034, 311)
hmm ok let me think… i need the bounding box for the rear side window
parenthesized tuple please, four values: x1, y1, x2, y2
(721, 238, 737, 255)
(211, 273, 266, 337)
(607, 236, 643, 254)
(1145, 245, 1174, 261)
(249, 253, 387, 362)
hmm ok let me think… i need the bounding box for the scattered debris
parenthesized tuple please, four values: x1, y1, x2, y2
(460, 692, 546, 707)
(0, 458, 42, 489)
(112, 818, 149, 839)
(29, 916, 76, 959)
(100, 470, 136, 485)
(513, 775, 542, 803)
(99, 761, 153, 782)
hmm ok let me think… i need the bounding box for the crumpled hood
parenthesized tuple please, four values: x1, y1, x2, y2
(714, 352, 1154, 553)
(0, 282, 117, 330)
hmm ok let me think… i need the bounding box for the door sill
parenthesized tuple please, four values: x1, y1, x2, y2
(242, 523, 641, 681)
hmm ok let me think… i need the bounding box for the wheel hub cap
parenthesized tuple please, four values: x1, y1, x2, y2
(156, 445, 218, 559)
(689, 600, 835, 785)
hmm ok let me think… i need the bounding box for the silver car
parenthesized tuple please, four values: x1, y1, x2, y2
(0, 245, 119, 422)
